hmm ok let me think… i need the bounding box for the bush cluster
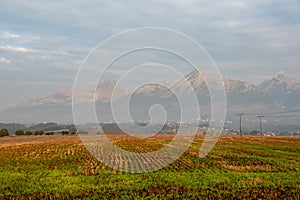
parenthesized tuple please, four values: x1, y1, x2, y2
(0, 128, 9, 137)
(0, 129, 76, 137)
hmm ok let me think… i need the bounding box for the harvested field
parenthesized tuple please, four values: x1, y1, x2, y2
(0, 134, 299, 199)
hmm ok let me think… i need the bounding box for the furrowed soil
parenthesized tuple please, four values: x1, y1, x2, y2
(0, 133, 299, 199)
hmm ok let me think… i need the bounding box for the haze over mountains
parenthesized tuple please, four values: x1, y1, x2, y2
(0, 70, 299, 128)
(18, 80, 130, 106)
(259, 73, 300, 109)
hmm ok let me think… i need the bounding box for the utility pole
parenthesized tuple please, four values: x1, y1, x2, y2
(237, 113, 244, 136)
(258, 115, 264, 136)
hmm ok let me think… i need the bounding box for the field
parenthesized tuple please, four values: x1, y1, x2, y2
(0, 134, 299, 199)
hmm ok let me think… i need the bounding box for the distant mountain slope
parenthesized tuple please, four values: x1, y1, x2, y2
(17, 80, 129, 106)
(170, 70, 281, 111)
(0, 80, 129, 123)
(101, 70, 282, 122)
(259, 73, 300, 109)
(1, 70, 298, 124)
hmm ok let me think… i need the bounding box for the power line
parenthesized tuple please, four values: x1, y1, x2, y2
(261, 109, 300, 115)
(237, 110, 300, 137)
(244, 109, 300, 116)
(263, 114, 300, 118)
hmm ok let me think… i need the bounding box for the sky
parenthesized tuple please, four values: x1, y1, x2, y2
(0, 0, 300, 109)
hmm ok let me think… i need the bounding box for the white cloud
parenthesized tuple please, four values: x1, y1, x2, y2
(0, 31, 20, 39)
(0, 0, 299, 108)
(0, 45, 35, 52)
(0, 57, 10, 63)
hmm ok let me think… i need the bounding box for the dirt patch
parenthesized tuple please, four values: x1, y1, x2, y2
(0, 135, 81, 147)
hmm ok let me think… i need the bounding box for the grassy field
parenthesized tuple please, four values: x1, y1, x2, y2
(0, 134, 299, 199)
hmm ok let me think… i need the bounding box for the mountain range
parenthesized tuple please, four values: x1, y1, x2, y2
(259, 73, 300, 109)
(0, 70, 299, 128)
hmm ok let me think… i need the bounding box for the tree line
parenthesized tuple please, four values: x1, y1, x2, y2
(0, 128, 76, 137)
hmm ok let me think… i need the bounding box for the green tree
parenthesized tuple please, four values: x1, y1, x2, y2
(15, 130, 25, 136)
(45, 132, 54, 135)
(0, 128, 9, 137)
(61, 131, 70, 135)
(34, 130, 45, 136)
(25, 131, 33, 135)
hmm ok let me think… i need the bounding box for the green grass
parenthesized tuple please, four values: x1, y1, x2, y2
(0, 135, 299, 199)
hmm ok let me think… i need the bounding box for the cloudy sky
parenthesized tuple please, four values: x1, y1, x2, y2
(0, 0, 299, 109)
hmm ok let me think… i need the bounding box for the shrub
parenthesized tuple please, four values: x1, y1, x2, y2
(0, 128, 9, 137)
(34, 130, 45, 136)
(25, 131, 33, 135)
(61, 131, 70, 135)
(45, 132, 54, 135)
(15, 130, 25, 136)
